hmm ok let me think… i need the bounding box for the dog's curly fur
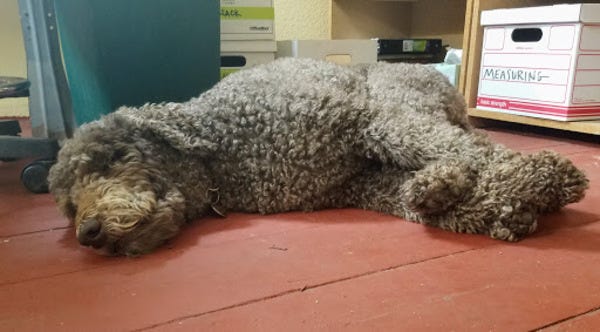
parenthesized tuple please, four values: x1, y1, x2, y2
(48, 58, 589, 256)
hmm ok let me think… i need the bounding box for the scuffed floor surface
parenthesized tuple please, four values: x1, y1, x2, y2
(1, 124, 600, 331)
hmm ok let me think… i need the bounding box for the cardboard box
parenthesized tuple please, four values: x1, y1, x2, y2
(220, 0, 274, 40)
(477, 4, 600, 121)
(277, 40, 378, 65)
(220, 40, 276, 78)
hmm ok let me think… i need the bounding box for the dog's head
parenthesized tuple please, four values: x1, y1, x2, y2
(49, 118, 187, 256)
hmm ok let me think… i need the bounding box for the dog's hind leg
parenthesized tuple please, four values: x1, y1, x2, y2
(335, 166, 531, 239)
(362, 108, 495, 215)
(337, 166, 538, 240)
(359, 109, 588, 240)
(335, 167, 424, 223)
(362, 107, 496, 170)
(401, 158, 478, 215)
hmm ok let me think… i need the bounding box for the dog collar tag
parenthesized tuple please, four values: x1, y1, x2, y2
(211, 204, 227, 218)
(208, 187, 227, 218)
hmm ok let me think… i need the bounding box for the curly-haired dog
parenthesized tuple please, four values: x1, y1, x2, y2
(48, 58, 589, 256)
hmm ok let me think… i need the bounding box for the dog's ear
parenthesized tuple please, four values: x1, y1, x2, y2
(48, 149, 77, 219)
(48, 119, 131, 198)
(114, 108, 218, 157)
(64, 141, 131, 178)
(48, 136, 93, 220)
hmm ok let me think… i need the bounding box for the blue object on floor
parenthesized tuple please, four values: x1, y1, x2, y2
(54, 0, 220, 125)
(1, 0, 220, 192)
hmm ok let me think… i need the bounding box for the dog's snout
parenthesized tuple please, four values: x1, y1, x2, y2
(77, 219, 106, 248)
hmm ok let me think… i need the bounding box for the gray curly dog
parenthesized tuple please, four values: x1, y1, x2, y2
(48, 58, 589, 256)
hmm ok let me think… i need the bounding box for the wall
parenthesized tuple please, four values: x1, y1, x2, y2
(273, 0, 331, 40)
(0, 0, 28, 117)
(332, 0, 411, 39)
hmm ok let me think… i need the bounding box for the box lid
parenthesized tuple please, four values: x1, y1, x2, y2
(221, 40, 277, 52)
(220, 0, 273, 7)
(481, 4, 600, 26)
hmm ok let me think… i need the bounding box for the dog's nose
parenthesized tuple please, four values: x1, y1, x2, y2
(77, 219, 106, 248)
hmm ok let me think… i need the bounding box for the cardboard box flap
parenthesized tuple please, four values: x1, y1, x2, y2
(277, 39, 378, 64)
(481, 4, 600, 26)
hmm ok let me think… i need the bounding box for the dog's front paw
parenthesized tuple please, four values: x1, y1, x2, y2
(525, 151, 589, 213)
(488, 204, 538, 242)
(543, 151, 588, 206)
(404, 160, 476, 215)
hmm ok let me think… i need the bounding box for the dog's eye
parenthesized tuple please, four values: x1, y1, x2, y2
(137, 218, 150, 226)
(110, 148, 127, 163)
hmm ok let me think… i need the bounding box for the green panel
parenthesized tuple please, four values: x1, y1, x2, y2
(220, 68, 240, 79)
(54, 0, 220, 125)
(220, 7, 275, 20)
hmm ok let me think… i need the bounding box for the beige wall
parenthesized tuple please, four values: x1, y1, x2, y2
(0, 0, 28, 117)
(274, 0, 331, 40)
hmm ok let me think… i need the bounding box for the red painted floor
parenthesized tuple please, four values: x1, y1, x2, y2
(1, 122, 600, 331)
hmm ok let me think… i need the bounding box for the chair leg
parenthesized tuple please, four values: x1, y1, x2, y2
(18, 0, 75, 140)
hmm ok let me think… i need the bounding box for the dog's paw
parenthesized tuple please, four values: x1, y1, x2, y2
(546, 152, 588, 205)
(488, 205, 538, 242)
(526, 151, 589, 213)
(404, 160, 476, 215)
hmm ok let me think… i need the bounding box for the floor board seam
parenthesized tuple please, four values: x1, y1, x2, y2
(0, 264, 119, 288)
(133, 246, 489, 331)
(0, 226, 70, 240)
(531, 306, 600, 331)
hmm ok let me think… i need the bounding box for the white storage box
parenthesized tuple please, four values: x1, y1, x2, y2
(277, 40, 378, 65)
(220, 0, 274, 40)
(220, 40, 276, 78)
(477, 4, 600, 121)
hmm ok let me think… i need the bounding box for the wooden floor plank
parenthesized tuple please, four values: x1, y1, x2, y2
(148, 221, 600, 332)
(541, 308, 600, 331)
(0, 210, 495, 331)
(0, 160, 67, 237)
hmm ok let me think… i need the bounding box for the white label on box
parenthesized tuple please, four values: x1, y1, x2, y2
(484, 28, 505, 50)
(573, 86, 600, 103)
(483, 53, 571, 69)
(577, 55, 600, 70)
(479, 80, 568, 103)
(574, 70, 600, 85)
(549, 26, 576, 50)
(402, 40, 414, 52)
(580, 26, 600, 51)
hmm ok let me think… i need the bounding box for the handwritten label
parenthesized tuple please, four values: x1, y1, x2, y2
(482, 67, 551, 83)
